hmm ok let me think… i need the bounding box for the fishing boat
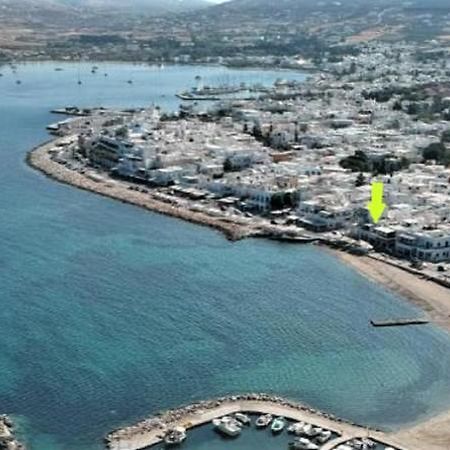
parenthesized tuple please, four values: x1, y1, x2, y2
(234, 412, 251, 425)
(270, 417, 286, 434)
(255, 413, 273, 428)
(164, 426, 186, 446)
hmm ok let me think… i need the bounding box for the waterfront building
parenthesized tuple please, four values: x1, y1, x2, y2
(298, 199, 356, 232)
(396, 227, 450, 262)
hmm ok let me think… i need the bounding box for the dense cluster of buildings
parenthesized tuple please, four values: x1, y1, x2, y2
(53, 41, 450, 265)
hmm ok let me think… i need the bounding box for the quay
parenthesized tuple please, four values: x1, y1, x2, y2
(370, 318, 430, 328)
(105, 394, 411, 450)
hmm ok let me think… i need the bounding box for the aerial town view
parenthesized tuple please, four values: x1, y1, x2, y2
(1, 1, 450, 450)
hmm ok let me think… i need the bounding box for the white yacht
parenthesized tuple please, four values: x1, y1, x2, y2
(212, 416, 242, 437)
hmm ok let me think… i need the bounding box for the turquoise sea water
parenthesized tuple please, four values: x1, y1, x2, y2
(1, 62, 450, 450)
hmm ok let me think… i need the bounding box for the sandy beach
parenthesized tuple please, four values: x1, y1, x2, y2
(392, 410, 450, 450)
(329, 249, 450, 331)
(328, 251, 450, 449)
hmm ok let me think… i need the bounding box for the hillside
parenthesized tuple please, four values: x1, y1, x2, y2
(58, 0, 209, 13)
(0, 0, 209, 23)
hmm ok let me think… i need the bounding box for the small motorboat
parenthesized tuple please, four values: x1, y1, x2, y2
(255, 413, 273, 428)
(271, 416, 286, 433)
(289, 437, 319, 450)
(288, 421, 305, 435)
(234, 412, 251, 425)
(316, 429, 332, 443)
(164, 426, 186, 446)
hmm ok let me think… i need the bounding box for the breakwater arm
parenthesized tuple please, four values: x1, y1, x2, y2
(105, 393, 411, 450)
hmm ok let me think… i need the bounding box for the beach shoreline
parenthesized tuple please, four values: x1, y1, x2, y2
(27, 139, 450, 450)
(27, 139, 450, 326)
(327, 248, 450, 332)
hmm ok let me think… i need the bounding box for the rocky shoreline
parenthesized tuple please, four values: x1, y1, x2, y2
(0, 416, 25, 450)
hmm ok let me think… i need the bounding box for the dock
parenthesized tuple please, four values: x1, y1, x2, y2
(370, 318, 430, 327)
(105, 394, 412, 450)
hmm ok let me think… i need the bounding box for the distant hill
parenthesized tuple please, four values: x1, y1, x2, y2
(207, 0, 450, 16)
(57, 0, 210, 13)
(0, 0, 210, 20)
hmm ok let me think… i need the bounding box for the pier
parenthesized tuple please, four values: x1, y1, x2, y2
(370, 318, 430, 328)
(105, 394, 412, 450)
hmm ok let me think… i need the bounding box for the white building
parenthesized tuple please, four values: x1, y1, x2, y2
(396, 228, 450, 262)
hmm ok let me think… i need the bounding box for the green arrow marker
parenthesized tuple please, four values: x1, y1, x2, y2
(367, 181, 386, 224)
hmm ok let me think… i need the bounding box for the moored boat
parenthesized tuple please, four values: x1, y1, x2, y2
(255, 413, 273, 428)
(316, 429, 332, 443)
(287, 421, 305, 435)
(163, 426, 186, 446)
(212, 416, 242, 437)
(271, 416, 286, 433)
(289, 437, 319, 450)
(234, 412, 251, 425)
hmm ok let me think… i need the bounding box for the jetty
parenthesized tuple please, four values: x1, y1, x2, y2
(370, 318, 430, 328)
(105, 393, 411, 450)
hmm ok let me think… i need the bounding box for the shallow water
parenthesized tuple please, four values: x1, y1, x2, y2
(1, 62, 450, 450)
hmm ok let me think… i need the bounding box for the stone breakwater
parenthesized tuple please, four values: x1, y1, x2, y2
(0, 415, 25, 450)
(105, 393, 410, 450)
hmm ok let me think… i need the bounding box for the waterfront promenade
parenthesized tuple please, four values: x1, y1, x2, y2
(28, 138, 259, 242)
(105, 394, 410, 450)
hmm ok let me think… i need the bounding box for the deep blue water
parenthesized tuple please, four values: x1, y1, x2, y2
(1, 62, 450, 450)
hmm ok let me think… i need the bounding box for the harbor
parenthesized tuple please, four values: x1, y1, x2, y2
(9, 61, 450, 450)
(105, 394, 409, 450)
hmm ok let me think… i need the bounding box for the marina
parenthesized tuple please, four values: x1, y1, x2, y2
(105, 394, 409, 450)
